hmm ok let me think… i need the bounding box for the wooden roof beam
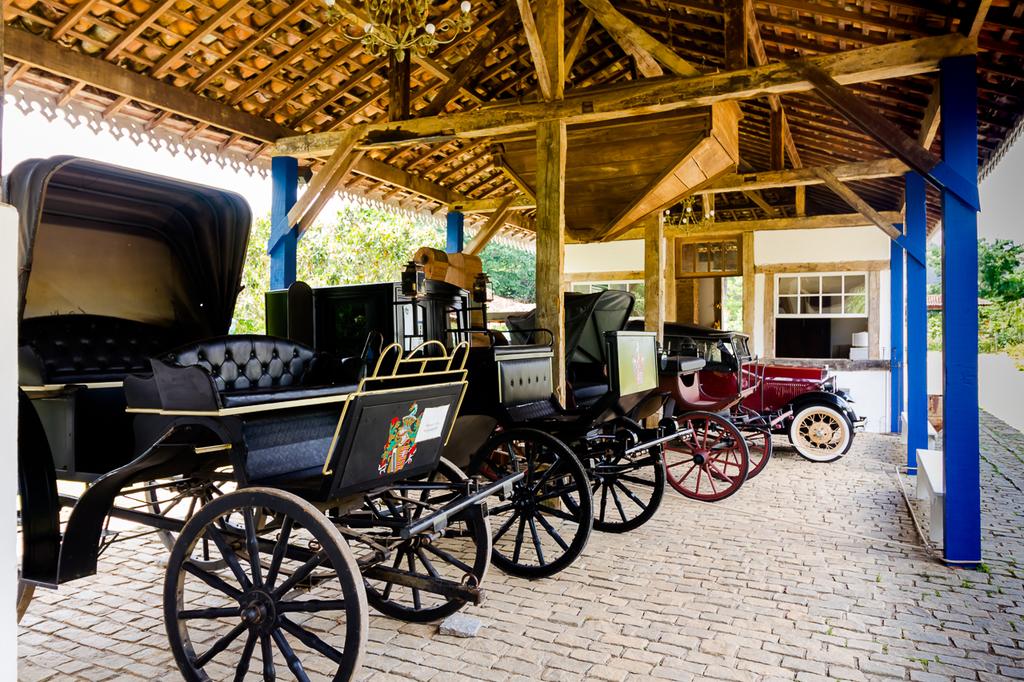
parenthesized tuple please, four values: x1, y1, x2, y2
(6, 28, 291, 143)
(745, 0, 801, 168)
(276, 34, 974, 158)
(564, 10, 595, 78)
(516, 0, 555, 101)
(466, 195, 519, 256)
(663, 211, 904, 239)
(812, 167, 900, 239)
(707, 158, 908, 193)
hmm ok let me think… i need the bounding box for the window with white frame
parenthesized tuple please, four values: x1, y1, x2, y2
(774, 272, 870, 360)
(570, 281, 645, 316)
(776, 273, 867, 318)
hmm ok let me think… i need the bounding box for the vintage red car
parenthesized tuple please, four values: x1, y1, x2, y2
(655, 322, 865, 463)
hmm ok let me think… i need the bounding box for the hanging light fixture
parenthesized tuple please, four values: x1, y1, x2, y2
(341, 0, 474, 61)
(664, 195, 715, 230)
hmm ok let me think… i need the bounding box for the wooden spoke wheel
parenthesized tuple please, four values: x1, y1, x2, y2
(472, 429, 593, 580)
(788, 404, 853, 463)
(664, 412, 749, 502)
(742, 428, 773, 479)
(361, 459, 491, 623)
(146, 474, 238, 571)
(164, 487, 367, 682)
(586, 418, 665, 534)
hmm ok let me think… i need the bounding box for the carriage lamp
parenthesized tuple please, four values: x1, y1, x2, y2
(402, 260, 425, 298)
(472, 272, 493, 304)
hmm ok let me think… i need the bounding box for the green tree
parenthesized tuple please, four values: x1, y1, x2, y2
(232, 204, 540, 333)
(479, 240, 536, 302)
(978, 238, 1024, 302)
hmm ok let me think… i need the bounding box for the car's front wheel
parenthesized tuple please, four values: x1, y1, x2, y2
(788, 404, 853, 462)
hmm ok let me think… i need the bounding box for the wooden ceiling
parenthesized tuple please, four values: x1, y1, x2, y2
(4, 0, 1024, 234)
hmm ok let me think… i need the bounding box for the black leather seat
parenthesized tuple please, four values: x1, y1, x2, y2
(220, 383, 357, 408)
(20, 314, 181, 384)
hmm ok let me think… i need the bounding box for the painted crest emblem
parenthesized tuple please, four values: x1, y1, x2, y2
(378, 402, 422, 475)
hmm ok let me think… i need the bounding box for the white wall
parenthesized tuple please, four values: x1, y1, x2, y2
(0, 205, 18, 677)
(754, 226, 891, 265)
(834, 369, 890, 433)
(565, 240, 644, 274)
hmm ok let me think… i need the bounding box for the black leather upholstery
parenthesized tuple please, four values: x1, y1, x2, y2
(20, 315, 175, 383)
(163, 335, 322, 393)
(220, 383, 356, 408)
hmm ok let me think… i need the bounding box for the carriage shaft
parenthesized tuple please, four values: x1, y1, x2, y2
(363, 565, 484, 604)
(399, 472, 524, 539)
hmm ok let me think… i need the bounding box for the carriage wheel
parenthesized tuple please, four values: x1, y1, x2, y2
(742, 428, 773, 479)
(472, 429, 593, 579)
(362, 459, 491, 622)
(664, 412, 749, 502)
(146, 474, 238, 571)
(788, 404, 853, 462)
(165, 487, 367, 682)
(587, 418, 666, 533)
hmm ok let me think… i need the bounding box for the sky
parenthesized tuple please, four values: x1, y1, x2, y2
(1, 96, 1022, 243)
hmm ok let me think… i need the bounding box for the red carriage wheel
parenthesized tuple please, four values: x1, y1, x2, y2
(742, 428, 772, 480)
(663, 412, 749, 502)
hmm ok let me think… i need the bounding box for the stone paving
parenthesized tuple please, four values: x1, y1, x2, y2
(17, 413, 1024, 681)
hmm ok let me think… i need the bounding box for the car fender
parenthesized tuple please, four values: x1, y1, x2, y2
(786, 391, 860, 427)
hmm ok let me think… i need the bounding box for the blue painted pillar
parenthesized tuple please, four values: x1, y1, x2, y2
(939, 55, 982, 565)
(446, 210, 465, 253)
(905, 172, 928, 475)
(889, 233, 904, 434)
(268, 156, 299, 290)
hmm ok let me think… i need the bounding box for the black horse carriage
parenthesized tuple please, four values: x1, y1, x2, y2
(14, 157, 520, 680)
(267, 280, 709, 579)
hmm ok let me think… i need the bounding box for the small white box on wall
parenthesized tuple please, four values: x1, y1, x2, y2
(849, 346, 869, 360)
(851, 331, 869, 348)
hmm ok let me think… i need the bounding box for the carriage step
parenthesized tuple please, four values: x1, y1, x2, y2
(363, 565, 484, 604)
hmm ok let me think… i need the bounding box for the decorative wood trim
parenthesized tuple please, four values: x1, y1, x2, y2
(754, 260, 889, 274)
(5, 28, 292, 143)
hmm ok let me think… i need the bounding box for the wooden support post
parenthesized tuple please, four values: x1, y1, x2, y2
(269, 157, 299, 290)
(890, 235, 904, 434)
(536, 120, 568, 402)
(763, 272, 775, 357)
(644, 213, 665, 342)
(723, 0, 748, 71)
(388, 51, 412, 121)
(868, 270, 881, 359)
(675, 279, 697, 324)
(905, 172, 928, 473)
(742, 231, 755, 337)
(939, 54, 981, 566)
(446, 211, 465, 254)
(537, 0, 565, 99)
(795, 185, 806, 216)
(664, 237, 676, 323)
(770, 108, 785, 170)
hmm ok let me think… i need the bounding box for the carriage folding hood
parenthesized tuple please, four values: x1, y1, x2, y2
(7, 155, 251, 335)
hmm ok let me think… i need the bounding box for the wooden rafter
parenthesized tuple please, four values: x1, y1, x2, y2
(466, 194, 518, 255)
(745, 0, 801, 169)
(812, 167, 901, 239)
(664, 211, 904, 239)
(150, 0, 251, 78)
(564, 10, 594, 78)
(278, 34, 974, 157)
(516, 0, 554, 100)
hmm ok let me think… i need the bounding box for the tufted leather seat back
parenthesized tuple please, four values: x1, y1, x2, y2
(20, 314, 179, 383)
(164, 335, 318, 393)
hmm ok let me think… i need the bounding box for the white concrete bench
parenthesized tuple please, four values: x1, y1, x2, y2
(915, 449, 944, 544)
(900, 411, 938, 449)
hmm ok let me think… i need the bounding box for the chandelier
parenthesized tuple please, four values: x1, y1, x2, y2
(339, 0, 475, 60)
(664, 195, 715, 229)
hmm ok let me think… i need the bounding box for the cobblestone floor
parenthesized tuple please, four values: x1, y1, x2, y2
(18, 413, 1024, 681)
